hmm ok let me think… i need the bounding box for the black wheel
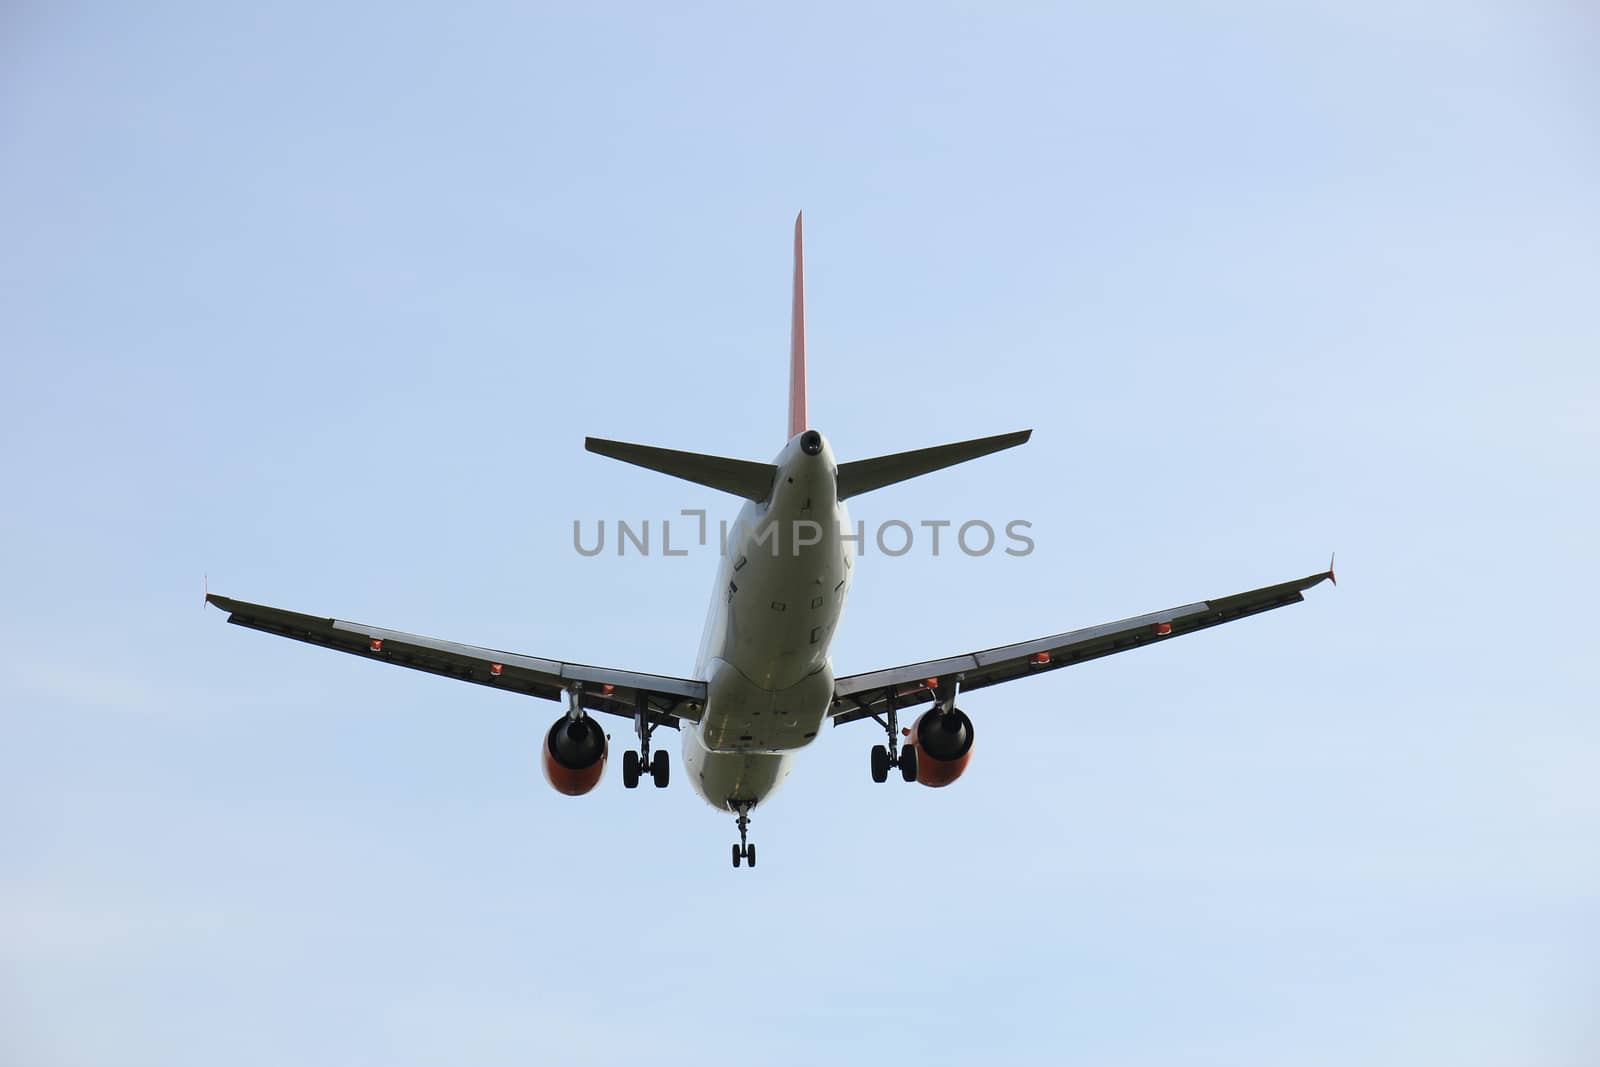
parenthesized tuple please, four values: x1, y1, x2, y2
(651, 749, 669, 788)
(870, 744, 889, 783)
(731, 843, 742, 868)
(745, 843, 756, 868)
(622, 749, 640, 789)
(899, 745, 919, 783)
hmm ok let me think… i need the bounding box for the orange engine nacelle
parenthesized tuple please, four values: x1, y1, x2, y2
(541, 715, 608, 796)
(909, 706, 974, 787)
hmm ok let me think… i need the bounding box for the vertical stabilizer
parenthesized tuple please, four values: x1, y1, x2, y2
(789, 212, 807, 440)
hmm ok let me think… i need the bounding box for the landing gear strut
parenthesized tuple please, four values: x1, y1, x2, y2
(730, 802, 756, 868)
(622, 691, 670, 790)
(869, 689, 919, 784)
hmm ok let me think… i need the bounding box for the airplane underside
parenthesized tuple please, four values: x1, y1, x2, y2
(203, 214, 1333, 870)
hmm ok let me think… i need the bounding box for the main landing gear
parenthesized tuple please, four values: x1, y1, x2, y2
(868, 689, 919, 784)
(730, 802, 756, 868)
(622, 692, 669, 790)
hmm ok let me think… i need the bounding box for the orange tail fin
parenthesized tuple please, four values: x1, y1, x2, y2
(788, 212, 807, 440)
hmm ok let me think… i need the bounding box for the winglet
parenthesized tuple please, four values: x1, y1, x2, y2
(788, 212, 807, 441)
(1327, 552, 1337, 587)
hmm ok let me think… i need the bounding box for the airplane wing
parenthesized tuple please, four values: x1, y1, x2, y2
(829, 567, 1334, 725)
(206, 594, 705, 728)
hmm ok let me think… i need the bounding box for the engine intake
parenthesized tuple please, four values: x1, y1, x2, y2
(541, 715, 608, 796)
(909, 706, 974, 787)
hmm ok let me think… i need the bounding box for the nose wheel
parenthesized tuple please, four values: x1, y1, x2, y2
(868, 690, 918, 784)
(622, 695, 670, 789)
(730, 803, 756, 868)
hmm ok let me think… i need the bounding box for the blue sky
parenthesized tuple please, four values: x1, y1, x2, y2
(3, 3, 1597, 1064)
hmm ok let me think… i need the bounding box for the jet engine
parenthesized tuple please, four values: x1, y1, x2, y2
(908, 706, 974, 787)
(541, 715, 608, 796)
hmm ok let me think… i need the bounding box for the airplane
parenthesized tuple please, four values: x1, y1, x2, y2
(206, 214, 1334, 869)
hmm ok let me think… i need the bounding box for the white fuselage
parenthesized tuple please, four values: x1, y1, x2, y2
(682, 432, 850, 812)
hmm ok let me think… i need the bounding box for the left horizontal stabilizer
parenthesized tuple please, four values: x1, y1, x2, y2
(586, 437, 778, 501)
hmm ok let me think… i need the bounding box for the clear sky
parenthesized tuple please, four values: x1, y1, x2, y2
(3, 3, 1597, 1065)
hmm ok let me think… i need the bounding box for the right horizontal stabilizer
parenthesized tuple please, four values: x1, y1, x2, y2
(835, 430, 1032, 500)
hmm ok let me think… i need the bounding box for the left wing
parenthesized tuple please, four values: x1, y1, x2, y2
(830, 567, 1334, 725)
(206, 594, 704, 728)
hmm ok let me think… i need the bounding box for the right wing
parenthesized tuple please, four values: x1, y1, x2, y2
(206, 594, 705, 728)
(830, 567, 1334, 725)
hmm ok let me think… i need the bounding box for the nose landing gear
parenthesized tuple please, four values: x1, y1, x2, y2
(730, 802, 756, 868)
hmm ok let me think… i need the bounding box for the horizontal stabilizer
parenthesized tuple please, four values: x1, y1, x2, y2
(836, 430, 1032, 500)
(586, 437, 778, 502)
